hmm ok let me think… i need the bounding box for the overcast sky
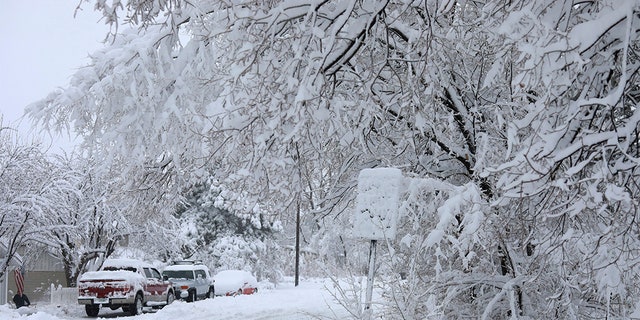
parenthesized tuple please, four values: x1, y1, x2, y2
(0, 1, 107, 151)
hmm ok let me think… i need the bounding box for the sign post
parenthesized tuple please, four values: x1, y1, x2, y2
(352, 168, 403, 319)
(364, 239, 377, 316)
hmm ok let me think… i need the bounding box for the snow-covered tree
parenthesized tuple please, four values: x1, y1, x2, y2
(485, 1, 640, 317)
(40, 152, 137, 286)
(15, 146, 183, 286)
(26, 0, 640, 318)
(0, 125, 77, 283)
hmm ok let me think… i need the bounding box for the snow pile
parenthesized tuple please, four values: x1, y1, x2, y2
(0, 304, 54, 319)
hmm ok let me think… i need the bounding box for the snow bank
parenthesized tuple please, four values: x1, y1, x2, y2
(0, 304, 62, 320)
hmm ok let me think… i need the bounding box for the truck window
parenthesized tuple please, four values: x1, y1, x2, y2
(103, 266, 137, 272)
(150, 268, 162, 279)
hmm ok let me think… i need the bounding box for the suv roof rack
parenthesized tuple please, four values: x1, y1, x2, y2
(172, 260, 203, 265)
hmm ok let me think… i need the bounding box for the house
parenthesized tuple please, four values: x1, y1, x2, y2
(1, 247, 66, 304)
(0, 244, 23, 305)
(12, 252, 67, 303)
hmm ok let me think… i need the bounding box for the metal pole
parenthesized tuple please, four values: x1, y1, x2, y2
(1, 273, 6, 305)
(364, 239, 377, 319)
(295, 197, 300, 287)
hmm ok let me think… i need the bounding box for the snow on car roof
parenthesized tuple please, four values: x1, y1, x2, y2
(213, 270, 257, 294)
(164, 264, 209, 271)
(213, 270, 256, 282)
(102, 258, 153, 269)
(214, 269, 251, 276)
(79, 270, 145, 282)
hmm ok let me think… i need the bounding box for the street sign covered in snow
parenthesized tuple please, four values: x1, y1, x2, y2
(352, 168, 403, 240)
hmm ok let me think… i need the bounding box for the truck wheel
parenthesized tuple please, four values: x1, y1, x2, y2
(188, 290, 197, 303)
(207, 287, 215, 299)
(85, 304, 100, 317)
(166, 291, 175, 306)
(129, 294, 143, 316)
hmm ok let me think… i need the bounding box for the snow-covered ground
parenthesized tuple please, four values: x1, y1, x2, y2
(0, 278, 354, 320)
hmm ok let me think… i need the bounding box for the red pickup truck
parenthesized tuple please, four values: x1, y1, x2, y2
(77, 258, 175, 317)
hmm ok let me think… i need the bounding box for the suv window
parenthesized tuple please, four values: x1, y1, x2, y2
(163, 270, 195, 280)
(194, 270, 207, 279)
(143, 267, 153, 278)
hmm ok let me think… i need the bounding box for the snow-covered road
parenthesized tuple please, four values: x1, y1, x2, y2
(0, 279, 353, 320)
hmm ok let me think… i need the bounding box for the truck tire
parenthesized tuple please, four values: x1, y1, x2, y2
(85, 304, 100, 317)
(166, 291, 175, 306)
(129, 293, 143, 316)
(188, 289, 197, 303)
(207, 287, 215, 299)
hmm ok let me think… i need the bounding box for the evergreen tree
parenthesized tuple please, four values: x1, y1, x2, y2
(176, 178, 282, 281)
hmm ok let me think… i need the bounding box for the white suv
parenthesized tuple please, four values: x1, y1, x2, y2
(162, 261, 215, 302)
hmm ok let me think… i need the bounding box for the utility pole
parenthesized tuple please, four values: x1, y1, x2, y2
(294, 142, 302, 287)
(295, 196, 300, 286)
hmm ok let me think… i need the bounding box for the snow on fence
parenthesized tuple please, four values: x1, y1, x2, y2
(50, 284, 77, 306)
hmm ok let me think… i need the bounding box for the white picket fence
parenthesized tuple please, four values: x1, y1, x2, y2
(50, 284, 77, 306)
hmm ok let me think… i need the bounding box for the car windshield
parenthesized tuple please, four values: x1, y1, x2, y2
(163, 270, 194, 280)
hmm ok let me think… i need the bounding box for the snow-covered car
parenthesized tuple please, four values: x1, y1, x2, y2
(162, 260, 215, 302)
(77, 258, 175, 317)
(213, 270, 258, 296)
